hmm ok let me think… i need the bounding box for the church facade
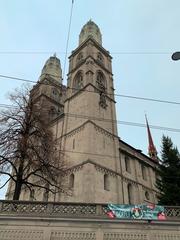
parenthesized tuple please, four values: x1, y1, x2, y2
(6, 21, 159, 204)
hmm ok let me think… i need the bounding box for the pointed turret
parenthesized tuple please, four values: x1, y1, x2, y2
(40, 54, 62, 83)
(79, 20, 102, 45)
(145, 115, 158, 162)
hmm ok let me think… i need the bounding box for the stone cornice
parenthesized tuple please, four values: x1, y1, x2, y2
(64, 159, 158, 194)
(69, 37, 112, 59)
(65, 83, 116, 103)
(58, 119, 118, 140)
(119, 139, 159, 168)
(68, 55, 113, 76)
(50, 113, 64, 126)
(33, 93, 64, 107)
(31, 76, 66, 92)
(63, 120, 87, 138)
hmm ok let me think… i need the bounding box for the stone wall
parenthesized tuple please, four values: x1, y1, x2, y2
(0, 215, 180, 240)
(0, 201, 180, 240)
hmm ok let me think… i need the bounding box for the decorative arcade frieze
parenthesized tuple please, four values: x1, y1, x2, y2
(0, 200, 179, 220)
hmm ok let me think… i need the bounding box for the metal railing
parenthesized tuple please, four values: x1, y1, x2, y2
(0, 200, 180, 220)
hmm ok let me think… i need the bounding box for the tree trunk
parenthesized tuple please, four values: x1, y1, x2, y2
(13, 180, 23, 200)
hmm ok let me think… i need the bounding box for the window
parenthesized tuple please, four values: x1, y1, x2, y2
(96, 71, 106, 92)
(52, 88, 58, 96)
(29, 189, 35, 201)
(127, 183, 133, 204)
(76, 52, 83, 64)
(145, 191, 150, 200)
(73, 72, 84, 92)
(97, 52, 104, 64)
(69, 174, 75, 188)
(43, 184, 49, 202)
(141, 164, 147, 180)
(104, 174, 110, 191)
(49, 106, 57, 119)
(51, 88, 61, 101)
(73, 139, 75, 149)
(125, 155, 131, 173)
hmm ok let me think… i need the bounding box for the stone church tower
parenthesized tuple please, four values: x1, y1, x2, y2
(59, 20, 121, 203)
(6, 21, 159, 204)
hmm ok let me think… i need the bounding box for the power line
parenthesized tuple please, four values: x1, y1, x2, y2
(0, 74, 35, 84)
(62, 0, 74, 81)
(0, 51, 173, 55)
(0, 74, 180, 106)
(66, 113, 180, 133)
(0, 103, 179, 133)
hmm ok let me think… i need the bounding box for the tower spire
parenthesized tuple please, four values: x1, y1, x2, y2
(145, 115, 158, 162)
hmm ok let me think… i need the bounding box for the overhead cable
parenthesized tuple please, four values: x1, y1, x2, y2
(0, 103, 179, 133)
(62, 0, 74, 81)
(0, 74, 180, 106)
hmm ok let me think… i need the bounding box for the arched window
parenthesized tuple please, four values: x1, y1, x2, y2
(73, 72, 84, 92)
(69, 173, 74, 188)
(29, 189, 35, 201)
(125, 155, 131, 173)
(97, 52, 104, 64)
(104, 174, 110, 191)
(96, 71, 106, 92)
(127, 183, 133, 204)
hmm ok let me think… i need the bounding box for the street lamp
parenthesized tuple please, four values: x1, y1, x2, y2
(172, 52, 180, 61)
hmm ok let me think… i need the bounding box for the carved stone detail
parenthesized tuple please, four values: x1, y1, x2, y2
(104, 232, 147, 240)
(95, 165, 117, 177)
(99, 92, 107, 109)
(94, 125, 114, 139)
(0, 230, 43, 240)
(65, 165, 84, 175)
(64, 123, 85, 138)
(86, 59, 94, 65)
(151, 234, 180, 240)
(122, 178, 138, 187)
(51, 204, 96, 216)
(50, 231, 96, 240)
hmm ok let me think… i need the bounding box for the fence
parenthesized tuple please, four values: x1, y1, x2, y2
(0, 200, 180, 220)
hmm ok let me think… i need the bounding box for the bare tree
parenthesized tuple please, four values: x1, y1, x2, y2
(0, 85, 66, 200)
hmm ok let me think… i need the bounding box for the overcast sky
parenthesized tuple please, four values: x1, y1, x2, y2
(0, 0, 180, 198)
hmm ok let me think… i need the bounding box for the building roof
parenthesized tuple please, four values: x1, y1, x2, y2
(79, 20, 102, 45)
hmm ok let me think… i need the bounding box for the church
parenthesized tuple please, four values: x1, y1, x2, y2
(6, 20, 159, 204)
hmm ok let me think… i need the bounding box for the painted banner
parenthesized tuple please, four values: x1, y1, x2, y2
(105, 204, 166, 220)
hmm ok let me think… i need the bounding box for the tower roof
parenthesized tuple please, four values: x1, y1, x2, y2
(145, 115, 158, 162)
(79, 20, 102, 45)
(40, 54, 62, 83)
